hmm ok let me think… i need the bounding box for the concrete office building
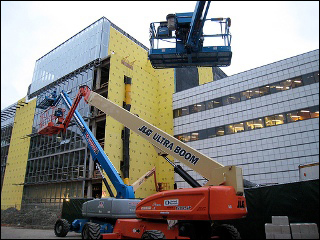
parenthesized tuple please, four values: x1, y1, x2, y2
(173, 49, 319, 188)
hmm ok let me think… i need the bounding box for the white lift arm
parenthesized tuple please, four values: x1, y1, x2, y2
(86, 91, 244, 195)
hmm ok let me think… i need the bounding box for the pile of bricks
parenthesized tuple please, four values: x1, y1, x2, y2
(265, 216, 319, 239)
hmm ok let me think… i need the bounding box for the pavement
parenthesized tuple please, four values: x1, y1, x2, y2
(1, 226, 81, 239)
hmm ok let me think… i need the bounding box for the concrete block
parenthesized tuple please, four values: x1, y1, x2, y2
(290, 224, 301, 233)
(272, 216, 289, 225)
(274, 233, 291, 239)
(308, 223, 319, 234)
(291, 233, 302, 239)
(266, 233, 275, 239)
(301, 233, 319, 239)
(300, 223, 310, 234)
(281, 225, 291, 234)
(265, 223, 281, 234)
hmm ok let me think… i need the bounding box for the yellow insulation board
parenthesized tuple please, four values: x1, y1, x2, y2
(1, 97, 36, 210)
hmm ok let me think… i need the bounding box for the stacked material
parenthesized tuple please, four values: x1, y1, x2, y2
(265, 216, 319, 239)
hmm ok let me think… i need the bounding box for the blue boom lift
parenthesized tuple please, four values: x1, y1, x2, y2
(148, 1, 232, 68)
(37, 86, 140, 238)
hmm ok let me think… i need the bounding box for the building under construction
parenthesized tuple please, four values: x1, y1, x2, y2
(1, 16, 319, 212)
(1, 17, 223, 209)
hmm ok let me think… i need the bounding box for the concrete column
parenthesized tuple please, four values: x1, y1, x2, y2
(87, 66, 102, 197)
(96, 67, 102, 88)
(87, 120, 97, 198)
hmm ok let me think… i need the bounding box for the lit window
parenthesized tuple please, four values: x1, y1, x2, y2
(287, 111, 300, 122)
(223, 93, 241, 105)
(226, 124, 235, 134)
(215, 126, 225, 136)
(245, 120, 254, 131)
(253, 118, 264, 129)
(269, 80, 291, 93)
(190, 132, 199, 141)
(234, 122, 244, 133)
(291, 76, 303, 88)
(240, 90, 251, 101)
(310, 106, 319, 118)
(246, 118, 265, 130)
(298, 109, 311, 120)
(173, 109, 182, 118)
(181, 107, 189, 116)
(205, 98, 221, 110)
(175, 135, 184, 142)
(183, 133, 191, 142)
(250, 88, 260, 99)
(190, 102, 205, 113)
(265, 114, 286, 126)
(259, 86, 270, 96)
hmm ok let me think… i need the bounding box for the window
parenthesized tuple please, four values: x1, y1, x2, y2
(190, 132, 199, 141)
(207, 127, 216, 138)
(245, 118, 265, 130)
(182, 133, 191, 142)
(265, 114, 286, 126)
(198, 129, 208, 140)
(250, 88, 260, 99)
(302, 73, 315, 85)
(314, 71, 319, 83)
(234, 122, 245, 133)
(310, 106, 319, 118)
(269, 80, 291, 93)
(173, 109, 182, 118)
(180, 107, 189, 116)
(226, 124, 235, 135)
(222, 93, 241, 105)
(287, 111, 301, 122)
(190, 102, 205, 114)
(175, 135, 184, 142)
(216, 126, 225, 136)
(205, 98, 222, 110)
(240, 90, 251, 101)
(291, 76, 303, 88)
(259, 86, 271, 97)
(280, 79, 293, 91)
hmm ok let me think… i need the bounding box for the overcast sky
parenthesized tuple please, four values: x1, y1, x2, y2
(1, 1, 319, 110)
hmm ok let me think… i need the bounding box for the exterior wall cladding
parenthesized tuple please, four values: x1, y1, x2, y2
(173, 49, 319, 188)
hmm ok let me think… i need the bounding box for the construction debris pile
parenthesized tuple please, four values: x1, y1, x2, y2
(1, 206, 61, 229)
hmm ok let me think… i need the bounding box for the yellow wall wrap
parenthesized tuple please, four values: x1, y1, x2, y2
(101, 26, 215, 198)
(102, 26, 174, 198)
(1, 98, 36, 210)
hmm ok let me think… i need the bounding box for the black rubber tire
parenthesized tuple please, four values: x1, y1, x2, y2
(141, 230, 166, 239)
(211, 224, 241, 239)
(54, 219, 70, 237)
(81, 222, 101, 239)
